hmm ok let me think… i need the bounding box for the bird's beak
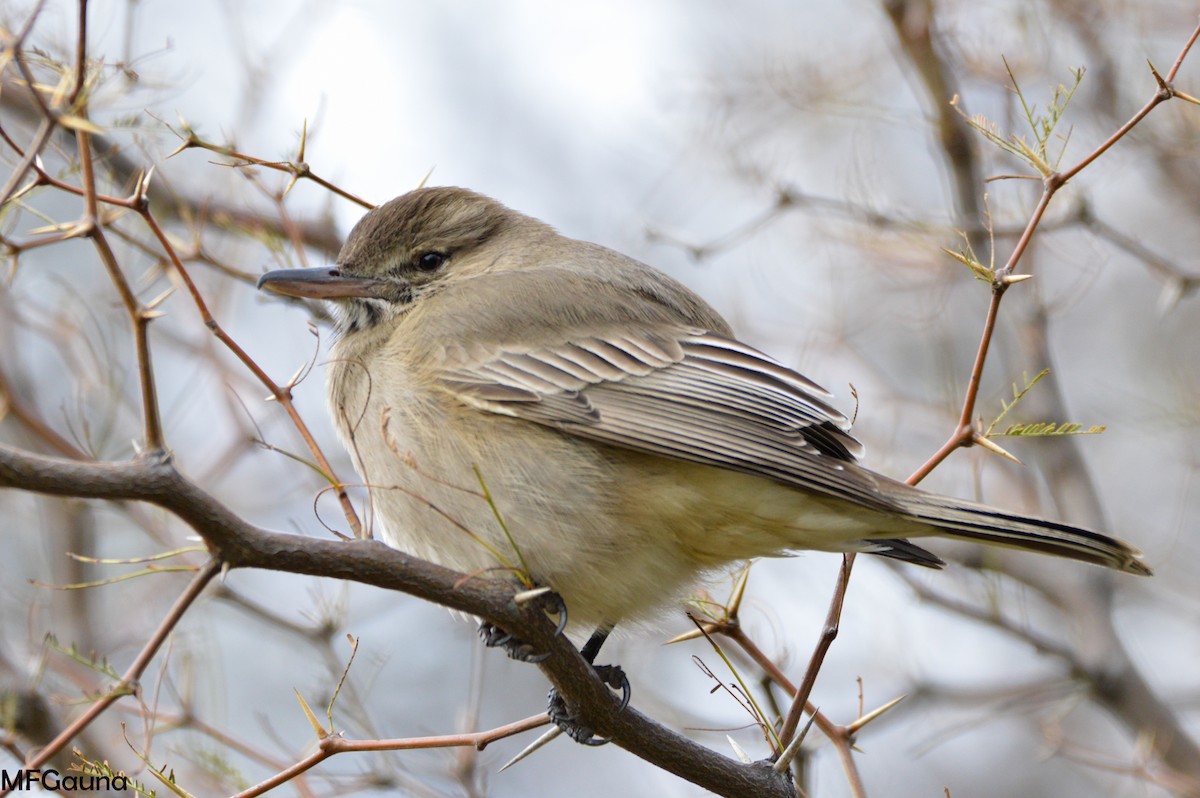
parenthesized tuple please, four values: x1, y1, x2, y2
(257, 267, 389, 300)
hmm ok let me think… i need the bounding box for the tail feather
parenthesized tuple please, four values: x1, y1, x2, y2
(863, 538, 947, 569)
(898, 494, 1151, 576)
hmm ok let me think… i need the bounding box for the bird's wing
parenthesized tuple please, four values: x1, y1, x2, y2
(423, 271, 1147, 577)
(438, 327, 906, 515)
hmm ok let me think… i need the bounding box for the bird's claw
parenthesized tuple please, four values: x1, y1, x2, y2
(535, 589, 569, 637)
(478, 622, 511, 648)
(546, 663, 631, 746)
(596, 664, 631, 711)
(477, 589, 568, 663)
(478, 621, 550, 662)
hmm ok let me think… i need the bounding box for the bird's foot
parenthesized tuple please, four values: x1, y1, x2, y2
(546, 663, 631, 746)
(478, 589, 568, 663)
(478, 622, 548, 662)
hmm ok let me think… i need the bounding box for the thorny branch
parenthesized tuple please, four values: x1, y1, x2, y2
(0, 0, 363, 535)
(0, 446, 795, 798)
(762, 10, 1200, 797)
(2, 2, 1199, 797)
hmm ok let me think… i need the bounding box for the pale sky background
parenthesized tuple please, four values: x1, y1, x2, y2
(3, 1, 1198, 796)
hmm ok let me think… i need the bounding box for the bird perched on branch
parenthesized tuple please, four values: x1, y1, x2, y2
(258, 186, 1149, 742)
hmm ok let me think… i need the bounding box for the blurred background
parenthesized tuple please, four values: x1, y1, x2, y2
(2, 1, 1198, 795)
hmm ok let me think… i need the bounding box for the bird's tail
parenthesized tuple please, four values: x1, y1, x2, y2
(895, 492, 1151, 576)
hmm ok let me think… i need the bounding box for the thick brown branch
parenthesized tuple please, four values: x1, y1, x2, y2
(0, 444, 795, 798)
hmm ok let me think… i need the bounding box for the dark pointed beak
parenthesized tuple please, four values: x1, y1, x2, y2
(257, 267, 389, 300)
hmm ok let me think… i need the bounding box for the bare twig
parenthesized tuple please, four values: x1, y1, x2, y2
(17, 559, 221, 775)
(909, 16, 1200, 480)
(779, 553, 854, 746)
(135, 207, 362, 536)
(232, 715, 550, 798)
(778, 13, 1200, 798)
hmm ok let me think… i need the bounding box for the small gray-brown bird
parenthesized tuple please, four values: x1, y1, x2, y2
(258, 187, 1148, 733)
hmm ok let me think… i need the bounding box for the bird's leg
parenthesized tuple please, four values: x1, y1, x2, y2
(478, 588, 568, 663)
(547, 624, 631, 746)
(579, 628, 631, 708)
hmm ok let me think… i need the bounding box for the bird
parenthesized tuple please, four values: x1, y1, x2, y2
(258, 186, 1149, 739)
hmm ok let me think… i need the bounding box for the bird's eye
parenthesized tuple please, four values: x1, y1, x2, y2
(416, 252, 447, 272)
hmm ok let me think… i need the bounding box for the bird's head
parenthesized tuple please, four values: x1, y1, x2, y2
(257, 187, 544, 335)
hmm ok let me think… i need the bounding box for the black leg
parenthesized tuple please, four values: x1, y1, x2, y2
(579, 627, 609, 663)
(547, 623, 631, 745)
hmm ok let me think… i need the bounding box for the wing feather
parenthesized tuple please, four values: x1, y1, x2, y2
(438, 328, 895, 510)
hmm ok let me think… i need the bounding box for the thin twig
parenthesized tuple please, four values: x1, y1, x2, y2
(0, 368, 87, 459)
(176, 136, 374, 210)
(230, 714, 549, 798)
(719, 615, 868, 796)
(68, 0, 89, 107)
(779, 553, 854, 746)
(136, 208, 362, 536)
(16, 560, 221, 775)
(76, 128, 166, 453)
(907, 17, 1200, 481)
(779, 16, 1200, 798)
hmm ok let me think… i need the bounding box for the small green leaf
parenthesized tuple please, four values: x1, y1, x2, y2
(995, 422, 1107, 437)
